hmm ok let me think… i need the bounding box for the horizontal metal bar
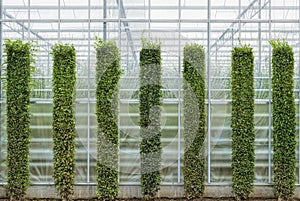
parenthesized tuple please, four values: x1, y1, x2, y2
(2, 18, 300, 23)
(4, 5, 300, 10)
(4, 28, 300, 33)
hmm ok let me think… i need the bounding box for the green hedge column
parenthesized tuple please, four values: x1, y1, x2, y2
(5, 39, 33, 200)
(52, 44, 76, 200)
(95, 39, 122, 200)
(139, 40, 162, 199)
(231, 45, 255, 199)
(183, 44, 206, 199)
(270, 40, 296, 200)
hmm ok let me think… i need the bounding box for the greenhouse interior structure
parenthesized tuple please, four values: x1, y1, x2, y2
(1, 0, 300, 199)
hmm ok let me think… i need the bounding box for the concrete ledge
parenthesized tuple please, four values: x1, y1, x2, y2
(0, 185, 298, 199)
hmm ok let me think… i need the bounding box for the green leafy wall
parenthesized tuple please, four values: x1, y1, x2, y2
(231, 45, 255, 199)
(183, 44, 206, 199)
(95, 38, 122, 200)
(271, 40, 296, 200)
(139, 39, 162, 199)
(5, 39, 34, 200)
(52, 43, 76, 200)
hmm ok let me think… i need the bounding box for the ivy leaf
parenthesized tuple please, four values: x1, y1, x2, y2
(183, 43, 206, 199)
(95, 38, 122, 200)
(139, 38, 162, 199)
(52, 43, 76, 201)
(4, 39, 35, 200)
(231, 44, 255, 200)
(270, 39, 296, 200)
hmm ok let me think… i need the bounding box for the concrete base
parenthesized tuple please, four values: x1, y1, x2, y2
(0, 185, 299, 199)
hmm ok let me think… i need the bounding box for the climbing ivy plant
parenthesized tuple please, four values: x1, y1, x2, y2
(270, 39, 296, 201)
(183, 44, 206, 199)
(139, 38, 162, 200)
(52, 43, 76, 200)
(95, 37, 122, 200)
(231, 44, 255, 199)
(4, 39, 35, 200)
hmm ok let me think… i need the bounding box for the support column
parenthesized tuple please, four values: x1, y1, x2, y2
(103, 0, 107, 41)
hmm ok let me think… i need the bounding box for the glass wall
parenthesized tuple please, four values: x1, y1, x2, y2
(0, 0, 299, 185)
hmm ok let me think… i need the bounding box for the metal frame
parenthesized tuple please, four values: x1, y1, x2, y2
(0, 0, 299, 186)
(207, 0, 211, 184)
(0, 0, 2, 168)
(298, 0, 300, 185)
(268, 0, 272, 184)
(177, 0, 181, 184)
(87, 0, 91, 183)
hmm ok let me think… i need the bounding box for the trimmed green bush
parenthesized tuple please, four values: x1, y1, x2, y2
(231, 44, 255, 199)
(95, 38, 122, 200)
(183, 44, 206, 199)
(52, 43, 76, 200)
(270, 40, 296, 200)
(139, 39, 162, 199)
(4, 39, 34, 200)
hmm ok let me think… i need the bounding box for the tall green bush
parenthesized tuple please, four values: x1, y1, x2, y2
(139, 39, 162, 199)
(270, 40, 296, 200)
(95, 38, 122, 200)
(183, 44, 206, 199)
(52, 43, 76, 200)
(4, 39, 34, 200)
(231, 45, 255, 199)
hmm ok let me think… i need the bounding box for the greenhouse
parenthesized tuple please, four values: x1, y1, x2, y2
(1, 0, 300, 200)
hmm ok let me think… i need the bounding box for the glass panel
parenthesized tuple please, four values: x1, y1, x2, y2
(30, 103, 53, 183)
(210, 104, 232, 183)
(254, 104, 269, 183)
(1, 0, 300, 186)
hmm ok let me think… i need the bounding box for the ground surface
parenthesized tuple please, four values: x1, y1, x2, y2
(0, 198, 282, 201)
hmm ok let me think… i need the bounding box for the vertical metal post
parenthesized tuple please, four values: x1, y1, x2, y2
(148, 0, 151, 38)
(231, 28, 234, 47)
(0, 0, 2, 166)
(28, 0, 30, 40)
(126, 38, 129, 73)
(87, 0, 91, 183)
(298, 0, 300, 185)
(47, 43, 50, 78)
(207, 0, 211, 184)
(22, 23, 25, 40)
(103, 0, 107, 41)
(258, 0, 262, 73)
(58, 0, 61, 42)
(118, 0, 121, 184)
(238, 0, 241, 38)
(268, 0, 272, 184)
(177, 0, 181, 184)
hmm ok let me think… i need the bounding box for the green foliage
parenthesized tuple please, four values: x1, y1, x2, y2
(95, 38, 122, 200)
(231, 44, 255, 199)
(52, 43, 76, 200)
(183, 44, 206, 199)
(139, 39, 162, 199)
(4, 39, 35, 200)
(141, 37, 161, 50)
(131, 88, 176, 99)
(270, 39, 296, 200)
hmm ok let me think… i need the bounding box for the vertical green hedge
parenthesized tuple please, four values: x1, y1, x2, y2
(183, 44, 206, 199)
(52, 43, 76, 200)
(95, 38, 122, 200)
(5, 39, 34, 200)
(270, 40, 296, 200)
(231, 45, 255, 199)
(139, 39, 162, 199)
